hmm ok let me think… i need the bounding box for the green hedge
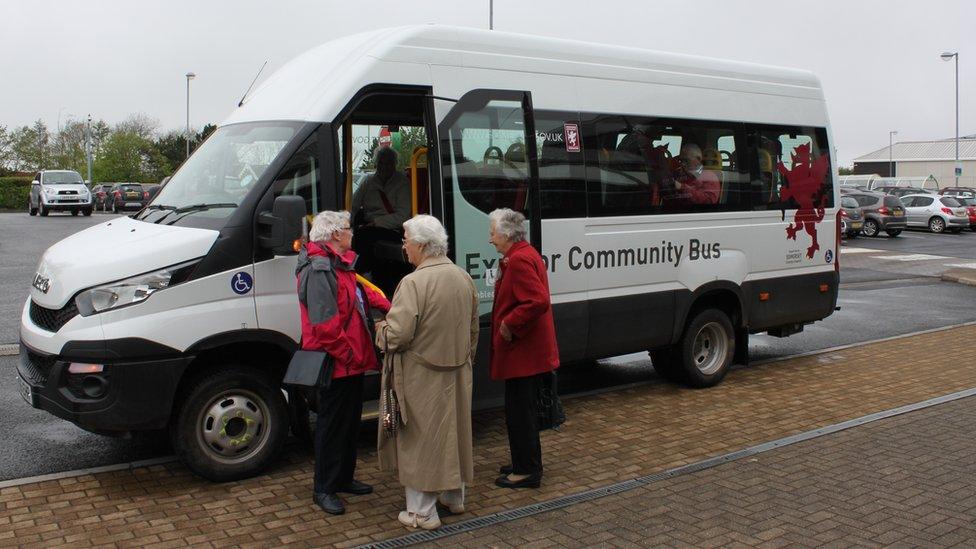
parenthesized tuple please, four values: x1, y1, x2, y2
(0, 176, 33, 210)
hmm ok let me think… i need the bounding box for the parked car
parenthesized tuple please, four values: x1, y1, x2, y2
(873, 186, 935, 198)
(89, 184, 113, 211)
(899, 193, 969, 234)
(955, 196, 976, 231)
(845, 192, 906, 237)
(839, 195, 864, 238)
(107, 183, 149, 213)
(144, 183, 162, 201)
(28, 170, 93, 216)
(839, 186, 870, 195)
(938, 186, 976, 199)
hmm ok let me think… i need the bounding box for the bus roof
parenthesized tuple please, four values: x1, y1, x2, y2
(224, 25, 824, 126)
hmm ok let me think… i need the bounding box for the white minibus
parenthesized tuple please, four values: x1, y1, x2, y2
(19, 25, 839, 480)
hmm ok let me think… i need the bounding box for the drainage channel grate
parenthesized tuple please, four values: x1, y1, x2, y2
(359, 387, 976, 548)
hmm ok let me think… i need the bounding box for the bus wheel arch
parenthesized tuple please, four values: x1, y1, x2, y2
(171, 337, 294, 481)
(674, 288, 743, 388)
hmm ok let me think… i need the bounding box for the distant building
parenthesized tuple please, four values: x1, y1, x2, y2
(852, 135, 976, 188)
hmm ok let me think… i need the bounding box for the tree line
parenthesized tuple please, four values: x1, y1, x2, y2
(0, 114, 215, 183)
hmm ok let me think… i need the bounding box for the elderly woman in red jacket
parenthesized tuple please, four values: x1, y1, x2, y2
(488, 208, 559, 489)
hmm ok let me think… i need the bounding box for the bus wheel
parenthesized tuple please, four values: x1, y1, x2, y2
(677, 309, 735, 388)
(649, 348, 684, 384)
(171, 366, 288, 482)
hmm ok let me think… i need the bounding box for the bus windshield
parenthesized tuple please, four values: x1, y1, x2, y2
(141, 122, 303, 227)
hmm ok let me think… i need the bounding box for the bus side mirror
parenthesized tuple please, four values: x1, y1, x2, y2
(258, 195, 306, 254)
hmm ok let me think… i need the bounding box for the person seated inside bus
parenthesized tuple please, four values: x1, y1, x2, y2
(351, 146, 412, 293)
(669, 143, 720, 205)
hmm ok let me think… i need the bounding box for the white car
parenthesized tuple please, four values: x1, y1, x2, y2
(899, 193, 969, 233)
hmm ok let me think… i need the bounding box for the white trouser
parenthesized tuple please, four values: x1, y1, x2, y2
(405, 484, 465, 519)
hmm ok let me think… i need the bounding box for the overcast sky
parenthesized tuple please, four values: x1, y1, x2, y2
(2, 0, 972, 167)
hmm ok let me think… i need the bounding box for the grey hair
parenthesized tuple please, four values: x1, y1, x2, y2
(489, 208, 527, 242)
(309, 210, 350, 243)
(680, 142, 702, 159)
(373, 146, 398, 164)
(403, 215, 449, 258)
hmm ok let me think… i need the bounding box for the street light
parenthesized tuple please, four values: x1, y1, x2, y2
(889, 130, 898, 177)
(941, 52, 959, 185)
(185, 72, 196, 160)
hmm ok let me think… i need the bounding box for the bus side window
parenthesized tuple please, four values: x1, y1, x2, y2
(753, 127, 832, 211)
(536, 111, 586, 219)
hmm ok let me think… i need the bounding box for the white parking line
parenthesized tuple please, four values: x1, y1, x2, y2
(870, 254, 946, 262)
(840, 247, 883, 254)
(946, 262, 976, 269)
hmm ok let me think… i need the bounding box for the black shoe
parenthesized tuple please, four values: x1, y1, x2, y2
(494, 473, 541, 489)
(499, 464, 513, 475)
(338, 479, 373, 495)
(313, 492, 345, 515)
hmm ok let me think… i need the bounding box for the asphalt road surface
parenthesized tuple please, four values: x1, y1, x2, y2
(2, 214, 976, 481)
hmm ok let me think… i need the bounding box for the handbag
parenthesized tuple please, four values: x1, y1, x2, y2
(536, 371, 565, 431)
(282, 350, 334, 392)
(379, 327, 403, 438)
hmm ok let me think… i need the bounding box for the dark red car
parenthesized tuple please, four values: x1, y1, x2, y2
(954, 196, 976, 231)
(108, 183, 150, 213)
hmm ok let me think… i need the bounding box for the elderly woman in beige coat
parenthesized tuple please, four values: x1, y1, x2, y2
(375, 215, 479, 531)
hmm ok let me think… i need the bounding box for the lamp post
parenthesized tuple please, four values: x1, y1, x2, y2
(85, 114, 92, 184)
(185, 72, 196, 160)
(889, 130, 897, 177)
(941, 52, 959, 185)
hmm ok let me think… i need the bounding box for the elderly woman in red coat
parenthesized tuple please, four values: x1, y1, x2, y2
(488, 208, 559, 489)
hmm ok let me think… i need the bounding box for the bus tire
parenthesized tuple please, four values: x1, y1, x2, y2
(650, 348, 684, 383)
(677, 308, 735, 388)
(171, 366, 288, 482)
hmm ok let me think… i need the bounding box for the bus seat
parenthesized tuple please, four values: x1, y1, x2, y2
(702, 148, 723, 171)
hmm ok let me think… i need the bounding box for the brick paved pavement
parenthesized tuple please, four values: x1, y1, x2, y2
(436, 394, 976, 548)
(3, 324, 976, 547)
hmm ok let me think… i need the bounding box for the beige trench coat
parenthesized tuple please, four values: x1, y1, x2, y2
(376, 256, 479, 492)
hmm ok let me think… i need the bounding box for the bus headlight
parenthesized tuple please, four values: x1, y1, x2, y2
(74, 259, 200, 316)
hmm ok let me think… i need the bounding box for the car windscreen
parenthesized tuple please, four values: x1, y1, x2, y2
(140, 121, 303, 228)
(44, 172, 83, 184)
(941, 196, 963, 207)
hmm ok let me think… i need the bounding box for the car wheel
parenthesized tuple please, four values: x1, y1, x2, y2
(847, 231, 858, 239)
(676, 309, 735, 388)
(928, 217, 946, 233)
(171, 365, 288, 482)
(39, 202, 48, 216)
(71, 210, 78, 216)
(28, 199, 37, 216)
(886, 229, 902, 237)
(862, 219, 880, 237)
(83, 208, 92, 217)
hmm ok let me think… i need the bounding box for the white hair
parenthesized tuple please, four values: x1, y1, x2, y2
(309, 210, 350, 243)
(489, 208, 527, 242)
(403, 215, 449, 258)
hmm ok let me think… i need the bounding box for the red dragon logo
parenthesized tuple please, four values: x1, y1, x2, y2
(778, 144, 829, 259)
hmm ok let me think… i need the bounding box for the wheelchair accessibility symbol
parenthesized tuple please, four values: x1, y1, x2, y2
(232, 272, 253, 295)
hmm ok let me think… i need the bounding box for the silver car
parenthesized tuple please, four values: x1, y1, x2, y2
(28, 170, 94, 217)
(899, 193, 969, 234)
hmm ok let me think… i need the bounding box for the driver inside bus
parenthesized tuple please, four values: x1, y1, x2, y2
(671, 143, 720, 205)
